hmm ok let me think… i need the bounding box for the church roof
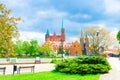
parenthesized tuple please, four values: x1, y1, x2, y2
(48, 35, 62, 38)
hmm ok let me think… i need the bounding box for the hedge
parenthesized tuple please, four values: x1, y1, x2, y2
(55, 56, 111, 74)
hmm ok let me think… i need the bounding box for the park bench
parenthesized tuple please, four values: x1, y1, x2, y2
(0, 67, 6, 75)
(17, 66, 35, 74)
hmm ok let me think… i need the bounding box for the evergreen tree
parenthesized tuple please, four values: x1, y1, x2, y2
(58, 46, 64, 54)
(65, 49, 69, 56)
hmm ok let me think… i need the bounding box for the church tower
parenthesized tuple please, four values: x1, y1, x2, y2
(80, 30, 84, 47)
(61, 18, 65, 41)
(45, 29, 49, 41)
(85, 32, 89, 47)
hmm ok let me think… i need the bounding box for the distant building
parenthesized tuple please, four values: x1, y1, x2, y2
(45, 40, 82, 56)
(45, 19, 65, 42)
(44, 19, 87, 56)
(69, 41, 82, 55)
(80, 31, 89, 55)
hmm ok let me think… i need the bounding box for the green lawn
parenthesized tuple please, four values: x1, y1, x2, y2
(0, 71, 100, 80)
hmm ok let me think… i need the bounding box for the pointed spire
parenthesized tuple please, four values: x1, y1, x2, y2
(85, 32, 87, 38)
(81, 29, 83, 38)
(62, 18, 64, 29)
(46, 29, 49, 35)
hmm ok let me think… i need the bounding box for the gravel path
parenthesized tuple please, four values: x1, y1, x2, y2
(99, 57, 120, 80)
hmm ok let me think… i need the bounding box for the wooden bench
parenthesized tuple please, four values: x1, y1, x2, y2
(0, 67, 6, 75)
(17, 66, 35, 74)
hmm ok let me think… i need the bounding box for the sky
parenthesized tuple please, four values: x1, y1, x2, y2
(0, 0, 120, 44)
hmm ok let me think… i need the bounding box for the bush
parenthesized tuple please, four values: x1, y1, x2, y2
(51, 59, 62, 64)
(55, 56, 111, 74)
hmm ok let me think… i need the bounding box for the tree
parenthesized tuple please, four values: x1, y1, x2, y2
(38, 45, 53, 56)
(14, 40, 23, 56)
(22, 41, 30, 56)
(65, 49, 69, 56)
(83, 27, 112, 55)
(117, 31, 120, 54)
(58, 46, 64, 54)
(0, 4, 20, 57)
(29, 39, 39, 56)
(117, 30, 120, 44)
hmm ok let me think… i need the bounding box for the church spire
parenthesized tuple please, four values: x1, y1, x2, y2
(85, 32, 88, 38)
(62, 18, 64, 29)
(45, 29, 49, 41)
(61, 18, 65, 41)
(46, 29, 49, 35)
(81, 29, 83, 38)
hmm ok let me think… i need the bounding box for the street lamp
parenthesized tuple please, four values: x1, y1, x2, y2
(96, 31, 99, 55)
(76, 50, 78, 56)
(96, 31, 99, 36)
(61, 39, 64, 62)
(118, 45, 120, 60)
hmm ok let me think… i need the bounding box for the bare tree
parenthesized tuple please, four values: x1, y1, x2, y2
(83, 27, 113, 55)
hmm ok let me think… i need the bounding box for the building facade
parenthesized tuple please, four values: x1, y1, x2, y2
(45, 19, 65, 42)
(44, 19, 89, 56)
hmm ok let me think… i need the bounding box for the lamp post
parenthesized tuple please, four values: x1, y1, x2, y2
(76, 50, 78, 56)
(96, 31, 99, 55)
(118, 45, 120, 60)
(61, 39, 64, 62)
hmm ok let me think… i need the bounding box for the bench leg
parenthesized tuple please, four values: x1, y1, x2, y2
(3, 68, 5, 75)
(17, 68, 20, 74)
(33, 66, 35, 72)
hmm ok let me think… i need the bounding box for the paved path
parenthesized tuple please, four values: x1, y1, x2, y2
(0, 63, 55, 75)
(99, 57, 120, 80)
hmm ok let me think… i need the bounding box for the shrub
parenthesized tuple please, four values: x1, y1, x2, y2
(51, 59, 62, 64)
(55, 56, 111, 74)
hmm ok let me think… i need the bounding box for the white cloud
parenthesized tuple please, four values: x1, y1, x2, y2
(36, 9, 68, 19)
(18, 16, 39, 30)
(70, 14, 91, 20)
(104, 0, 120, 14)
(19, 31, 45, 44)
(2, 0, 28, 7)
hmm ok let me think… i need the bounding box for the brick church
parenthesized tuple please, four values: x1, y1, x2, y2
(44, 19, 89, 56)
(45, 19, 65, 42)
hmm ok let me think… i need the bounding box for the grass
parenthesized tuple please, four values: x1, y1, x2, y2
(0, 71, 100, 80)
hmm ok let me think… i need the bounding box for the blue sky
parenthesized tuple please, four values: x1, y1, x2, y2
(0, 0, 119, 43)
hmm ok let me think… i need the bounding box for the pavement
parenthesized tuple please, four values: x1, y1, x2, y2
(1, 57, 120, 80)
(99, 57, 120, 80)
(0, 63, 55, 75)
